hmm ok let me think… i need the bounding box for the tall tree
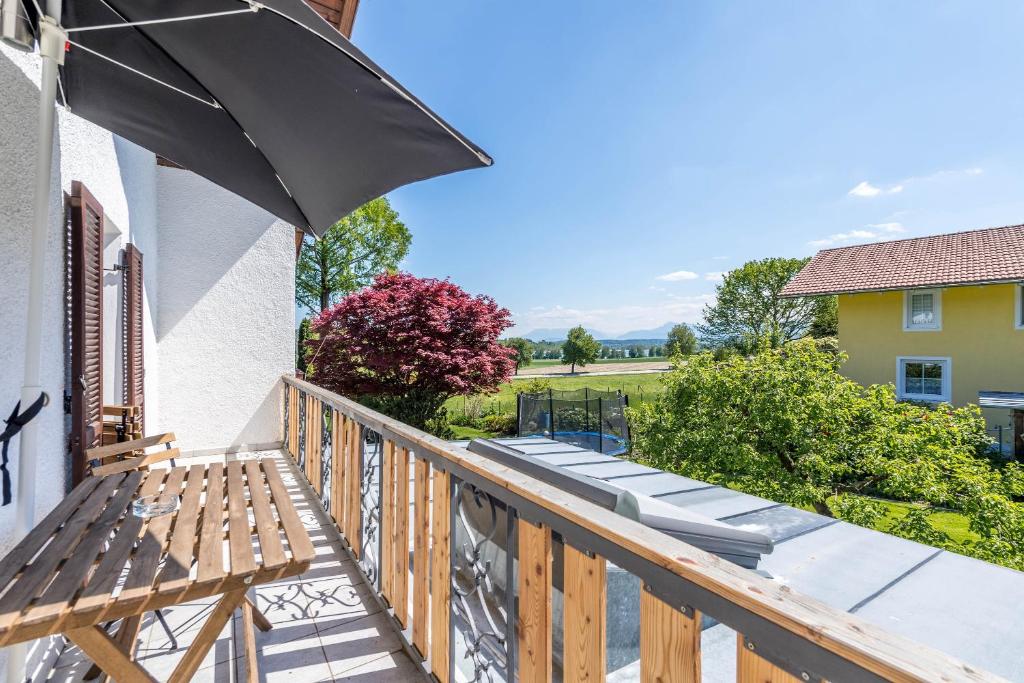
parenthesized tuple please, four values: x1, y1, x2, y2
(502, 337, 534, 374)
(308, 273, 515, 435)
(697, 257, 815, 351)
(296, 317, 312, 375)
(665, 324, 697, 357)
(808, 296, 839, 338)
(296, 197, 411, 313)
(561, 326, 600, 373)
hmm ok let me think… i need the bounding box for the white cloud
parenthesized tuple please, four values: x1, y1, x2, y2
(509, 295, 714, 336)
(808, 222, 907, 247)
(867, 222, 906, 234)
(848, 181, 903, 198)
(848, 167, 982, 199)
(704, 271, 725, 282)
(655, 270, 699, 282)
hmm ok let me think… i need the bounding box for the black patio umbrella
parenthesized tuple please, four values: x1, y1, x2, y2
(2, 5, 490, 672)
(58, 0, 492, 235)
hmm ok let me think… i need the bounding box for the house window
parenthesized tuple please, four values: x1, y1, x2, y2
(897, 357, 951, 402)
(903, 289, 941, 331)
(1016, 284, 1024, 330)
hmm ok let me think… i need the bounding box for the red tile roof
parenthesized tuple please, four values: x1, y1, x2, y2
(781, 225, 1024, 297)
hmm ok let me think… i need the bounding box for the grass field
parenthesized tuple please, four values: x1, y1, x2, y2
(445, 371, 668, 417)
(527, 357, 667, 368)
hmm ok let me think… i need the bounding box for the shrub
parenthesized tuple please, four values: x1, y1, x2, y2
(518, 378, 552, 395)
(480, 413, 517, 435)
(628, 339, 1024, 569)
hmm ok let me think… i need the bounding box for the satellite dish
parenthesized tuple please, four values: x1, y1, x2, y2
(1, 0, 34, 52)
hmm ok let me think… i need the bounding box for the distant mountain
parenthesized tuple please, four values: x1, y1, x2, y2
(520, 321, 682, 342)
(616, 322, 679, 340)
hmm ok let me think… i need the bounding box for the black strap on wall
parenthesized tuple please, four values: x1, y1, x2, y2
(1, 392, 49, 506)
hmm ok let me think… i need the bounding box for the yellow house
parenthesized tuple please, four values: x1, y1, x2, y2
(782, 225, 1024, 457)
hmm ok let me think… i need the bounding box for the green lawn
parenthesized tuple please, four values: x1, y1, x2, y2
(449, 424, 499, 440)
(446, 371, 668, 417)
(872, 498, 979, 544)
(798, 495, 978, 544)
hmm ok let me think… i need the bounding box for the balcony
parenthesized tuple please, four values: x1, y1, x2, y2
(276, 376, 1003, 682)
(11, 375, 1006, 682)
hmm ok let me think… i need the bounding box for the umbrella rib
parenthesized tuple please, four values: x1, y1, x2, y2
(65, 5, 262, 33)
(78, 0, 316, 233)
(66, 40, 221, 109)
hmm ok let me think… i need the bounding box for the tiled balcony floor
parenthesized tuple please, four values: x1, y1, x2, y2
(42, 450, 425, 683)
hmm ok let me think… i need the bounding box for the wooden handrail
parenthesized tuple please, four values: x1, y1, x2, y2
(282, 374, 1002, 683)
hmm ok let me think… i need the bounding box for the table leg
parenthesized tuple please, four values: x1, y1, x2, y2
(246, 595, 273, 632)
(83, 614, 144, 681)
(167, 589, 247, 683)
(241, 598, 259, 683)
(67, 625, 157, 683)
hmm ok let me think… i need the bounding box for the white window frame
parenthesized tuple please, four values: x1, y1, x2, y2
(896, 356, 952, 403)
(1015, 283, 1024, 330)
(902, 288, 942, 331)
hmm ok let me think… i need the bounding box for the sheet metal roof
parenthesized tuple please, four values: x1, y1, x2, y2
(979, 391, 1024, 409)
(781, 225, 1024, 297)
(454, 436, 1024, 681)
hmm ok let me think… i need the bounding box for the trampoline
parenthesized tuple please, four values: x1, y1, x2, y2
(516, 388, 630, 455)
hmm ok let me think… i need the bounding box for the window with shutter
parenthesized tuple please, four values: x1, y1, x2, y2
(124, 244, 145, 432)
(68, 181, 104, 485)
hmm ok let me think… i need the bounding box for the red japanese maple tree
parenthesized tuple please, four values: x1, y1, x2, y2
(307, 273, 516, 433)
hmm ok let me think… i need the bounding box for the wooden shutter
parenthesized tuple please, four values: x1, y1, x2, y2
(124, 243, 145, 432)
(68, 181, 104, 485)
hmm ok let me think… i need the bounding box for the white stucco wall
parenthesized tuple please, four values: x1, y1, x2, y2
(156, 167, 293, 455)
(1, 44, 292, 681)
(0, 44, 160, 680)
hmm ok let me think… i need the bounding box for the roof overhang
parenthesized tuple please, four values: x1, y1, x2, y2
(780, 277, 1024, 299)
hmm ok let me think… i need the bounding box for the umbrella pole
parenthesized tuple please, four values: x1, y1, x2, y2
(7, 6, 63, 682)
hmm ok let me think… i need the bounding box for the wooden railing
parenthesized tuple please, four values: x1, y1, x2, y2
(282, 375, 1000, 683)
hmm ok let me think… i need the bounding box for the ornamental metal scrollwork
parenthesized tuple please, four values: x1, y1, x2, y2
(283, 388, 290, 452)
(359, 426, 382, 588)
(297, 392, 306, 474)
(451, 478, 515, 682)
(320, 403, 332, 512)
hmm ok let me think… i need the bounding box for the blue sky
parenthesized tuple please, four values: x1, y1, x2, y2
(350, 1, 1024, 337)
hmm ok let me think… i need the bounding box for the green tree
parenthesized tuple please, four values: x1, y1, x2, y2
(502, 337, 534, 374)
(296, 317, 312, 375)
(664, 324, 697, 357)
(628, 340, 1024, 569)
(296, 197, 411, 314)
(697, 257, 816, 351)
(808, 296, 839, 338)
(561, 326, 600, 373)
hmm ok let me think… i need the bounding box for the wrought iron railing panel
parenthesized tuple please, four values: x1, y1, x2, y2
(359, 426, 382, 589)
(297, 391, 306, 474)
(451, 477, 516, 682)
(283, 385, 290, 453)
(320, 403, 332, 512)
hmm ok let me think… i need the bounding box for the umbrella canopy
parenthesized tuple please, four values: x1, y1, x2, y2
(58, 0, 492, 235)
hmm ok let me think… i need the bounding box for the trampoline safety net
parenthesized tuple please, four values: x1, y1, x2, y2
(516, 388, 629, 455)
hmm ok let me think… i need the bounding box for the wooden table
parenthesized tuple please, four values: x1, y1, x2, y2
(0, 458, 315, 682)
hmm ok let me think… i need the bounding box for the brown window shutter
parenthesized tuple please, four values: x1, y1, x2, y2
(68, 181, 104, 485)
(124, 243, 145, 433)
